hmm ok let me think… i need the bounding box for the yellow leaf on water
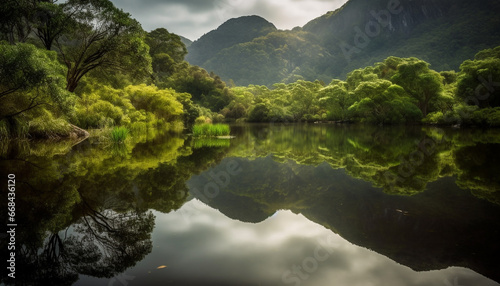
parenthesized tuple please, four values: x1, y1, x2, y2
(157, 265, 167, 269)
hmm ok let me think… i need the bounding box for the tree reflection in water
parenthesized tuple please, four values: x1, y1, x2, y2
(1, 124, 500, 285)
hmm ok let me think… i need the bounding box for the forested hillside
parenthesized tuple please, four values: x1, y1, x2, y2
(186, 16, 277, 68)
(187, 0, 500, 86)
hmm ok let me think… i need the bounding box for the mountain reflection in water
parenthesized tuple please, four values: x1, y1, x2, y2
(1, 124, 499, 286)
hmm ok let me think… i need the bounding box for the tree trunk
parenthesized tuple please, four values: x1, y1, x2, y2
(66, 77, 78, 93)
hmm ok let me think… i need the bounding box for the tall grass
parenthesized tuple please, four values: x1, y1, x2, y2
(0, 117, 29, 139)
(29, 116, 72, 139)
(0, 120, 9, 140)
(192, 124, 230, 137)
(193, 138, 231, 149)
(110, 126, 129, 143)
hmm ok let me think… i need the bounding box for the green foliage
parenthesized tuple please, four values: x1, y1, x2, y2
(126, 84, 184, 122)
(348, 81, 423, 124)
(210, 51, 500, 127)
(248, 103, 272, 122)
(110, 126, 129, 143)
(471, 107, 500, 127)
(29, 110, 72, 139)
(0, 43, 75, 138)
(0, 0, 36, 44)
(319, 81, 352, 121)
(161, 64, 234, 112)
(146, 28, 187, 81)
(185, 1, 500, 86)
(186, 15, 277, 67)
(201, 29, 326, 86)
(457, 46, 500, 108)
(390, 59, 444, 116)
(56, 0, 152, 92)
(193, 138, 231, 149)
(74, 83, 186, 130)
(238, 57, 432, 124)
(0, 43, 71, 117)
(192, 124, 230, 137)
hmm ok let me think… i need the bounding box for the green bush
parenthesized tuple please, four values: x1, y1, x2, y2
(110, 126, 129, 143)
(423, 111, 444, 124)
(29, 112, 72, 139)
(472, 107, 500, 127)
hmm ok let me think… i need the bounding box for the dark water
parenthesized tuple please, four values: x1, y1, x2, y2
(1, 124, 500, 286)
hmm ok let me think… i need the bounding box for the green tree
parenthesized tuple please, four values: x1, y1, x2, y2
(457, 46, 500, 108)
(0, 0, 36, 44)
(348, 80, 422, 124)
(391, 59, 444, 116)
(288, 80, 322, 121)
(33, 1, 75, 50)
(55, 0, 151, 92)
(163, 64, 233, 112)
(0, 43, 70, 122)
(146, 28, 187, 63)
(146, 28, 188, 83)
(319, 80, 353, 121)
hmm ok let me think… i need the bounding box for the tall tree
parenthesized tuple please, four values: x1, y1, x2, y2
(146, 28, 187, 80)
(0, 0, 36, 44)
(34, 0, 76, 50)
(319, 80, 354, 121)
(391, 60, 443, 116)
(457, 46, 500, 108)
(55, 0, 151, 92)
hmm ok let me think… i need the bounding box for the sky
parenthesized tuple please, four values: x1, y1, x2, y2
(110, 0, 349, 41)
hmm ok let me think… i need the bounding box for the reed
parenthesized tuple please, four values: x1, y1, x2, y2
(110, 126, 129, 143)
(193, 138, 231, 149)
(192, 124, 230, 137)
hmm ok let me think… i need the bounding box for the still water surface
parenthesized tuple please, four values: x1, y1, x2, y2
(1, 124, 499, 286)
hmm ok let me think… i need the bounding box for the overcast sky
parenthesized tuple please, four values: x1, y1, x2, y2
(110, 0, 349, 41)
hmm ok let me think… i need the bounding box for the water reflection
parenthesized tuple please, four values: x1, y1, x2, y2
(1, 124, 500, 285)
(78, 201, 499, 286)
(188, 156, 500, 283)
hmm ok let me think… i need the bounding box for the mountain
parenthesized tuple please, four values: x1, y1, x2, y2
(188, 156, 500, 283)
(303, 0, 500, 79)
(186, 0, 500, 86)
(185, 15, 277, 67)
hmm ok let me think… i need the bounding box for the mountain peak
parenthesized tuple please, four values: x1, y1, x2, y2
(220, 15, 275, 28)
(186, 15, 277, 66)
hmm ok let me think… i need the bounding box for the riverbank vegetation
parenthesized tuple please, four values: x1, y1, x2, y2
(1, 0, 499, 140)
(192, 124, 230, 137)
(214, 48, 500, 126)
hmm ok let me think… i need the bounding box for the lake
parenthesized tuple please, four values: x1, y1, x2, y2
(1, 124, 500, 286)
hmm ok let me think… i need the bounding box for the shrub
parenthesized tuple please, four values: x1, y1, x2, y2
(110, 126, 129, 143)
(29, 114, 72, 139)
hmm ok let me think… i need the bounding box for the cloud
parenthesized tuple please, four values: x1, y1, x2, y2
(105, 200, 499, 286)
(110, 0, 348, 40)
